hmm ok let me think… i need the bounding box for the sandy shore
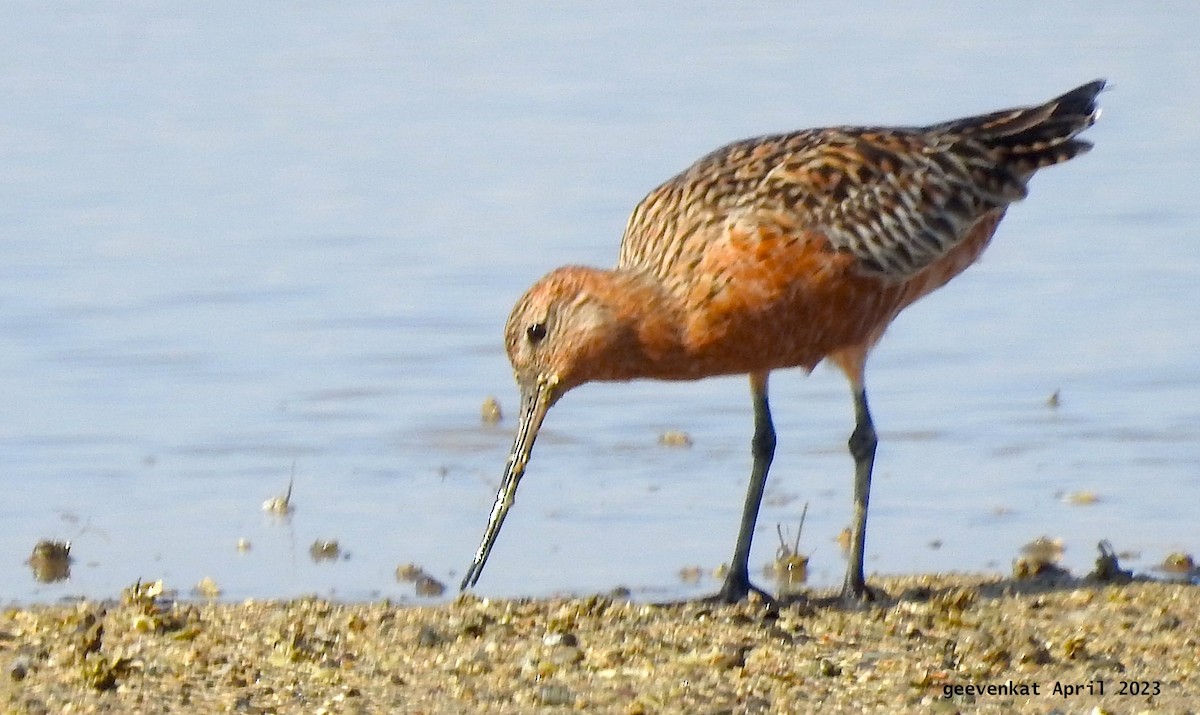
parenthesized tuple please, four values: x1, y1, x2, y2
(2, 573, 1197, 714)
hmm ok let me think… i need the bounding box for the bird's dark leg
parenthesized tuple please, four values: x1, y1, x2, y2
(842, 387, 878, 602)
(713, 371, 776, 604)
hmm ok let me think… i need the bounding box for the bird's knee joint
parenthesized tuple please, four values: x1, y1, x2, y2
(752, 428, 776, 461)
(848, 424, 877, 461)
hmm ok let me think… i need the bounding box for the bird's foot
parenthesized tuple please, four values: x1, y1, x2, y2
(703, 569, 776, 606)
(839, 575, 882, 606)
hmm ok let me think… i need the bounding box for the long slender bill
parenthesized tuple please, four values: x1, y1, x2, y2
(460, 376, 556, 590)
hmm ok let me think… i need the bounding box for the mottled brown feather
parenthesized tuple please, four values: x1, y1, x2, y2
(619, 80, 1102, 282)
(505, 81, 1102, 390)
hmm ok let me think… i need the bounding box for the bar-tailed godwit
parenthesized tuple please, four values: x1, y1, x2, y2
(462, 80, 1104, 602)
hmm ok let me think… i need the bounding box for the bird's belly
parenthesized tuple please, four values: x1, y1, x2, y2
(677, 274, 907, 378)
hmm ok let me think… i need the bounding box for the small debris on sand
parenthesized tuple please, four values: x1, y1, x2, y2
(262, 477, 295, 516)
(396, 562, 446, 597)
(480, 396, 503, 424)
(27, 539, 72, 583)
(309, 540, 341, 562)
(657, 429, 693, 447)
(3, 573, 1198, 713)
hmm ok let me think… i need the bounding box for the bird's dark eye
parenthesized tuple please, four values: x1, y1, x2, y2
(526, 322, 547, 344)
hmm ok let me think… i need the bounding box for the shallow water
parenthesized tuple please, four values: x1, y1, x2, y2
(2, 3, 1198, 603)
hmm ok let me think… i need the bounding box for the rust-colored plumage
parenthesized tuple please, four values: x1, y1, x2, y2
(462, 80, 1104, 602)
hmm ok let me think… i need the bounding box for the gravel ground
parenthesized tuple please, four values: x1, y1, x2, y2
(2, 573, 1197, 714)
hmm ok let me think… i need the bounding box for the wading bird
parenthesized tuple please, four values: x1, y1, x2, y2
(461, 80, 1103, 602)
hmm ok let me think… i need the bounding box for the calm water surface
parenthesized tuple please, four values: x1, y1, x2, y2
(2, 3, 1198, 602)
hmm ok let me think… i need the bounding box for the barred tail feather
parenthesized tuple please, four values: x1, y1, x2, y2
(931, 79, 1105, 173)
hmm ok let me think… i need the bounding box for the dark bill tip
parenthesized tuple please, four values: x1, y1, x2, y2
(460, 375, 556, 590)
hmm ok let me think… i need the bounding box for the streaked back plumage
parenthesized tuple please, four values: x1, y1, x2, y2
(618, 80, 1103, 281)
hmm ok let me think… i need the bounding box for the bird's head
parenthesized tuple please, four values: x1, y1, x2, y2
(503, 265, 627, 401)
(461, 265, 660, 590)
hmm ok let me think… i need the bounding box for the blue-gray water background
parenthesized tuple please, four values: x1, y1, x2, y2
(2, 3, 1197, 602)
